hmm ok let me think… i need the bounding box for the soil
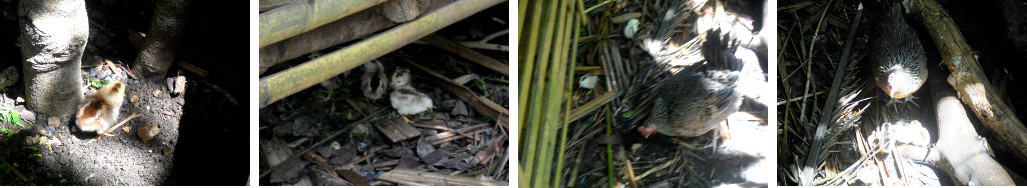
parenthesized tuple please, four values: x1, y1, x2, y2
(0, 0, 248, 185)
(258, 3, 509, 186)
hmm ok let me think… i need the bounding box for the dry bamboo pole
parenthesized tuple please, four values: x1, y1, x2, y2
(259, 0, 506, 108)
(903, 0, 1027, 165)
(258, 0, 386, 48)
(259, 0, 458, 74)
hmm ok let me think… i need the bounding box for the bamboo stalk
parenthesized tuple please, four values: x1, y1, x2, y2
(521, 0, 556, 187)
(554, 2, 580, 186)
(259, 0, 506, 108)
(258, 0, 386, 47)
(259, 0, 458, 74)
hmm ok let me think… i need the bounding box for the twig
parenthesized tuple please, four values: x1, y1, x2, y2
(457, 30, 510, 51)
(88, 113, 141, 143)
(0, 157, 33, 185)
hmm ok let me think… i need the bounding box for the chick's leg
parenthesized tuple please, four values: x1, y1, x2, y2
(400, 114, 412, 124)
(321, 89, 334, 102)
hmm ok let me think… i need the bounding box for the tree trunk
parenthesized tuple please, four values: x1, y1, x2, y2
(18, 0, 88, 117)
(133, 0, 190, 78)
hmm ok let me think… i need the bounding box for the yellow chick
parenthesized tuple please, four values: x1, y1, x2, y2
(389, 68, 432, 115)
(76, 81, 126, 133)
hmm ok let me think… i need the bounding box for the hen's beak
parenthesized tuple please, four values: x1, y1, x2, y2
(638, 126, 653, 139)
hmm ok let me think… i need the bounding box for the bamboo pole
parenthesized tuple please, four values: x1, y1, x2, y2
(258, 0, 386, 48)
(259, 0, 458, 74)
(259, 0, 506, 108)
(904, 0, 1027, 166)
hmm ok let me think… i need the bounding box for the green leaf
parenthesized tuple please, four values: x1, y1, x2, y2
(85, 173, 96, 182)
(621, 110, 637, 118)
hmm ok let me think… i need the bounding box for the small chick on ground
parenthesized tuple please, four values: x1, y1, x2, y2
(76, 81, 126, 133)
(389, 68, 433, 116)
(318, 76, 343, 101)
(362, 60, 388, 101)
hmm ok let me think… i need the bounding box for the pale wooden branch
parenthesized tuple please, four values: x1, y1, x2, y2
(904, 0, 1027, 165)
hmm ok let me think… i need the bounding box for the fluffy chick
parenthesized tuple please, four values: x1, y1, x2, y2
(76, 81, 126, 133)
(362, 60, 388, 101)
(318, 76, 343, 101)
(389, 68, 433, 115)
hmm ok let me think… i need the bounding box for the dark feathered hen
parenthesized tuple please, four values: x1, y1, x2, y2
(638, 28, 746, 138)
(867, 4, 927, 99)
(634, 0, 763, 138)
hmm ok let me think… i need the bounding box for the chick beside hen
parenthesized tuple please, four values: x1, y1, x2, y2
(362, 60, 388, 101)
(76, 81, 126, 133)
(389, 68, 433, 115)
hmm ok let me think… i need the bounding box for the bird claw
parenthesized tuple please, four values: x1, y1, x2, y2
(320, 89, 334, 102)
(401, 114, 413, 124)
(885, 95, 919, 112)
(903, 95, 920, 107)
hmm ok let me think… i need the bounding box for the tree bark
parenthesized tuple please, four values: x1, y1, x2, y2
(904, 0, 1027, 166)
(18, 0, 88, 117)
(133, 0, 190, 78)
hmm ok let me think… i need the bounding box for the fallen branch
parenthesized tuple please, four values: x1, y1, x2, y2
(0, 157, 33, 185)
(420, 34, 509, 75)
(88, 113, 140, 143)
(904, 0, 1027, 165)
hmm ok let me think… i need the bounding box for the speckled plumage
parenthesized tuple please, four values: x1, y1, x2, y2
(643, 69, 742, 137)
(390, 68, 433, 115)
(868, 5, 927, 99)
(639, 27, 748, 138)
(362, 60, 388, 101)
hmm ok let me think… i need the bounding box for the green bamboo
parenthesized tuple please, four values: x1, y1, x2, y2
(544, 0, 574, 186)
(536, 0, 570, 185)
(605, 106, 614, 188)
(524, 0, 558, 186)
(259, 0, 506, 108)
(518, 0, 544, 143)
(259, 0, 386, 47)
(553, 0, 579, 186)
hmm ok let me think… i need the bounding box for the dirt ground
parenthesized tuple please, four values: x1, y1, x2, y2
(0, 0, 248, 185)
(258, 3, 509, 186)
